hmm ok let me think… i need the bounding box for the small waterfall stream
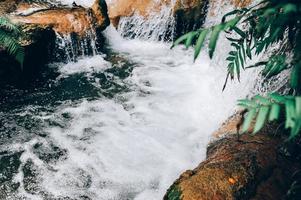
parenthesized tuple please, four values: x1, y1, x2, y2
(55, 30, 99, 62)
(117, 4, 176, 41)
(0, 1, 266, 200)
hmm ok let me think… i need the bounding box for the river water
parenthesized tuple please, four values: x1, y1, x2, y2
(0, 1, 261, 200)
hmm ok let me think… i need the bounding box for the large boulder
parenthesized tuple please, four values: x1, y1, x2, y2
(164, 114, 301, 200)
(10, 0, 109, 36)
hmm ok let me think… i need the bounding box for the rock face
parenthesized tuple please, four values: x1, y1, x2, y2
(108, 0, 157, 27)
(164, 116, 301, 200)
(173, 0, 208, 38)
(10, 0, 109, 36)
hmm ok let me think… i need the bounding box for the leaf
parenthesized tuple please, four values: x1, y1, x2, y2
(269, 103, 280, 121)
(282, 4, 297, 14)
(289, 97, 301, 138)
(242, 108, 256, 133)
(238, 99, 257, 108)
(290, 63, 301, 89)
(0, 29, 24, 66)
(269, 93, 286, 103)
(226, 56, 235, 61)
(229, 51, 237, 56)
(194, 29, 209, 61)
(246, 62, 267, 69)
(285, 100, 296, 129)
(185, 31, 197, 49)
(226, 37, 242, 42)
(253, 95, 270, 105)
(238, 47, 245, 69)
(222, 10, 242, 23)
(235, 56, 240, 80)
(209, 24, 224, 59)
(253, 106, 269, 134)
(224, 17, 241, 30)
(0, 17, 20, 35)
(227, 62, 235, 79)
(246, 45, 252, 59)
(231, 42, 240, 49)
(171, 32, 192, 49)
(232, 27, 246, 38)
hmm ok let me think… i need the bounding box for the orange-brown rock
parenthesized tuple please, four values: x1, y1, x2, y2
(164, 121, 301, 200)
(232, 0, 253, 8)
(209, 0, 253, 16)
(9, 0, 109, 36)
(107, 0, 164, 27)
(12, 8, 95, 35)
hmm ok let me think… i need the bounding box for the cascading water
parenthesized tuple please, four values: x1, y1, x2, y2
(117, 4, 176, 41)
(0, 0, 274, 200)
(55, 30, 99, 62)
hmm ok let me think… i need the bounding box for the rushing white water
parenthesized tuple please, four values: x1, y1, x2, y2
(3, 1, 270, 200)
(117, 4, 175, 41)
(8, 36, 256, 200)
(55, 30, 99, 62)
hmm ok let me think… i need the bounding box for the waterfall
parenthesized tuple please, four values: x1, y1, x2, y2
(117, 4, 176, 41)
(54, 30, 99, 62)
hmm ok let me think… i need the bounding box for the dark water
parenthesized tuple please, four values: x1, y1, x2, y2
(0, 44, 137, 199)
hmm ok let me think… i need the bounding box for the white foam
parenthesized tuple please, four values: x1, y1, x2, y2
(11, 1, 264, 199)
(25, 26, 257, 199)
(57, 55, 111, 77)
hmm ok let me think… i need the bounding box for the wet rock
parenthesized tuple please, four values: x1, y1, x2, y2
(164, 118, 301, 200)
(9, 0, 109, 35)
(173, 0, 208, 38)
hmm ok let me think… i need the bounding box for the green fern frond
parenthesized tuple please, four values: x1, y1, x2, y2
(172, 17, 243, 59)
(172, 0, 301, 139)
(239, 93, 301, 139)
(0, 17, 21, 35)
(262, 54, 287, 78)
(226, 38, 248, 81)
(0, 18, 24, 66)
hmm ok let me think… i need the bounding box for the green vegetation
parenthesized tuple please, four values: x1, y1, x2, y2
(0, 17, 24, 66)
(173, 0, 301, 139)
(165, 185, 181, 200)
